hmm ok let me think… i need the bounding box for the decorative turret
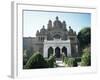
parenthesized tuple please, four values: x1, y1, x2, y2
(56, 16, 59, 20)
(68, 26, 76, 35)
(47, 20, 52, 30)
(69, 26, 73, 33)
(36, 30, 40, 36)
(62, 21, 67, 31)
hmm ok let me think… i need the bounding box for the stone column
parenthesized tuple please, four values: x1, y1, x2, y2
(75, 44, 79, 56)
(76, 44, 78, 53)
(60, 47, 62, 58)
(67, 44, 71, 57)
(53, 47, 55, 56)
(43, 45, 48, 58)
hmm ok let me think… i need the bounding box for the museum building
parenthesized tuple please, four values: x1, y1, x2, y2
(23, 16, 79, 58)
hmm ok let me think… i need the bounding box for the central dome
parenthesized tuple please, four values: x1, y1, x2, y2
(53, 16, 62, 29)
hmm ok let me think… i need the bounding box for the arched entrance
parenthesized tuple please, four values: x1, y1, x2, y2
(55, 47, 60, 58)
(48, 47, 53, 58)
(62, 47, 67, 57)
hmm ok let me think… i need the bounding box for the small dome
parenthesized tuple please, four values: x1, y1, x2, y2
(68, 26, 76, 35)
(69, 26, 73, 33)
(48, 20, 52, 23)
(36, 30, 40, 36)
(40, 25, 47, 34)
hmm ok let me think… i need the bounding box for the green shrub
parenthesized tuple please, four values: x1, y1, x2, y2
(81, 48, 91, 66)
(47, 56, 56, 68)
(25, 52, 48, 69)
(67, 58, 77, 67)
(64, 57, 68, 64)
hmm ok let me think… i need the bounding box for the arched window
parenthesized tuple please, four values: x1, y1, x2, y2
(48, 47, 53, 58)
(55, 47, 60, 58)
(62, 47, 67, 57)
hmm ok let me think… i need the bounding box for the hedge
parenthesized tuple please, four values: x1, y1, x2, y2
(47, 56, 56, 68)
(25, 52, 48, 69)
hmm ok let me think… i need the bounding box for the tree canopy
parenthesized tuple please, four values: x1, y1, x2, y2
(77, 27, 91, 49)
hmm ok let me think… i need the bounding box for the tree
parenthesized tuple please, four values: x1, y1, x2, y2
(77, 27, 91, 49)
(25, 52, 48, 69)
(23, 49, 33, 66)
(81, 48, 91, 66)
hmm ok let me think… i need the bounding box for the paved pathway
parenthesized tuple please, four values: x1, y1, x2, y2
(56, 60, 65, 67)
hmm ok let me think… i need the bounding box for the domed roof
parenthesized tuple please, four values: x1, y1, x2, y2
(40, 25, 47, 34)
(53, 16, 62, 29)
(48, 20, 52, 23)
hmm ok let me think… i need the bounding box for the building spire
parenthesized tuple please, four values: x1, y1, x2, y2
(47, 20, 52, 30)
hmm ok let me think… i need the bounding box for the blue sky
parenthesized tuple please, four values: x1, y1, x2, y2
(23, 10, 91, 37)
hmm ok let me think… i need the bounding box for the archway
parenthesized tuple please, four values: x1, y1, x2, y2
(55, 47, 60, 58)
(62, 47, 67, 57)
(48, 47, 53, 58)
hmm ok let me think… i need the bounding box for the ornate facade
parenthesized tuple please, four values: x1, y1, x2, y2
(23, 16, 79, 58)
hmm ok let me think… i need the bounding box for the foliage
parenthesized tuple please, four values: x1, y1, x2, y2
(23, 57, 28, 66)
(62, 53, 69, 65)
(25, 52, 48, 69)
(67, 58, 77, 67)
(81, 48, 91, 66)
(64, 57, 68, 64)
(77, 27, 91, 49)
(47, 56, 56, 68)
(23, 49, 33, 66)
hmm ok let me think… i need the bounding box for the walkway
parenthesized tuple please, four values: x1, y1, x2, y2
(56, 60, 65, 67)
